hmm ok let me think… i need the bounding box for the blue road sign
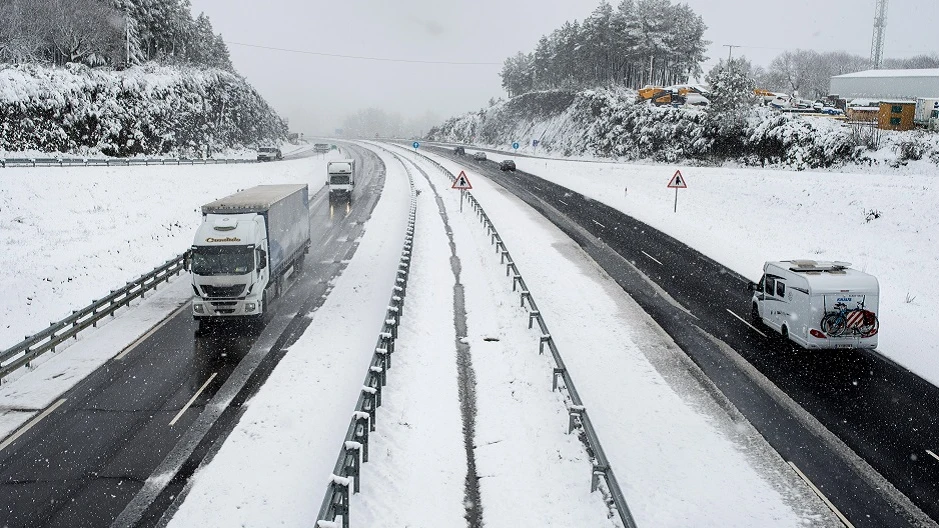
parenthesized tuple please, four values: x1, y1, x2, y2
(512, 142, 519, 149)
(412, 141, 420, 149)
(532, 139, 540, 147)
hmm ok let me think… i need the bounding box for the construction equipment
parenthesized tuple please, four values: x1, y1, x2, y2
(637, 85, 710, 106)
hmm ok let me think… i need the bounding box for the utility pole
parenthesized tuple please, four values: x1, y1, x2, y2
(870, 0, 888, 69)
(723, 44, 741, 62)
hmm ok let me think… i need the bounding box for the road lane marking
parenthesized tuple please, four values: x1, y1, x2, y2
(169, 373, 218, 426)
(641, 251, 664, 266)
(592, 219, 606, 228)
(726, 309, 768, 338)
(927, 449, 939, 462)
(558, 199, 569, 206)
(0, 399, 67, 452)
(788, 461, 855, 528)
(115, 302, 191, 360)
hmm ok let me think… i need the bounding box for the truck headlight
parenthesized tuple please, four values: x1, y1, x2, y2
(245, 302, 257, 312)
(193, 303, 205, 314)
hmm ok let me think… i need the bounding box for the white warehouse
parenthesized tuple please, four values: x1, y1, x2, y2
(830, 69, 939, 100)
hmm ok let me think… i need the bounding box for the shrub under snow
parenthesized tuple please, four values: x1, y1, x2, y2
(0, 62, 286, 156)
(428, 87, 938, 170)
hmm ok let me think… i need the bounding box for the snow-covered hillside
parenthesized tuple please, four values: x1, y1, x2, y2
(0, 62, 286, 156)
(428, 88, 939, 171)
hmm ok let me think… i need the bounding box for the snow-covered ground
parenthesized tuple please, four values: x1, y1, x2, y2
(0, 152, 337, 355)
(463, 148, 939, 388)
(0, 137, 922, 526)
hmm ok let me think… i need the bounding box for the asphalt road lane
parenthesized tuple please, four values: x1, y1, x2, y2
(0, 143, 386, 527)
(424, 144, 938, 527)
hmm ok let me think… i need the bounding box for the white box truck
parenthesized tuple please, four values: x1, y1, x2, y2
(749, 260, 879, 349)
(327, 159, 355, 195)
(187, 184, 311, 327)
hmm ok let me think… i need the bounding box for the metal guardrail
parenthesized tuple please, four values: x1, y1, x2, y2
(403, 147, 639, 528)
(315, 156, 417, 528)
(0, 157, 260, 168)
(0, 254, 187, 380)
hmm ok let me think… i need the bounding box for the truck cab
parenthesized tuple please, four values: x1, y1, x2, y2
(190, 214, 269, 319)
(327, 159, 355, 194)
(187, 184, 310, 329)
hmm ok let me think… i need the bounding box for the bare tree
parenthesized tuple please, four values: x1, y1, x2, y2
(46, 0, 124, 65)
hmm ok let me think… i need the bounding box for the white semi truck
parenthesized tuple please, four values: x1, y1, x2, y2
(327, 159, 355, 195)
(187, 184, 311, 327)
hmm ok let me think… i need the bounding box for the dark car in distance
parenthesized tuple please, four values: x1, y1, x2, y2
(500, 159, 516, 171)
(453, 146, 465, 155)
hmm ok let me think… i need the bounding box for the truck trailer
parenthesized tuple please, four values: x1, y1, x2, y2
(327, 159, 355, 195)
(187, 184, 311, 327)
(749, 260, 879, 350)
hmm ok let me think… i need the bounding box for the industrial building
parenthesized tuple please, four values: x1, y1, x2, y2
(830, 69, 939, 101)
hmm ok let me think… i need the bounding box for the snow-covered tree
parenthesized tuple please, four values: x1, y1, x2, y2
(499, 0, 708, 95)
(705, 57, 756, 155)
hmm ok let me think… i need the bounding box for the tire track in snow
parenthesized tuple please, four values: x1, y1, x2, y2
(396, 154, 483, 527)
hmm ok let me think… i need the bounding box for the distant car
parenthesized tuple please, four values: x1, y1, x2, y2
(821, 107, 844, 115)
(473, 151, 487, 161)
(500, 160, 516, 171)
(453, 146, 466, 155)
(257, 146, 282, 161)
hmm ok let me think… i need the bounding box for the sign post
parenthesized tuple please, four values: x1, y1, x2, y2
(451, 170, 473, 212)
(666, 169, 687, 212)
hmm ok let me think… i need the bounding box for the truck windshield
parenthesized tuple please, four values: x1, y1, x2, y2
(191, 246, 255, 275)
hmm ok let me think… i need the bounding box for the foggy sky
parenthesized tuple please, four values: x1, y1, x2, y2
(188, 0, 939, 135)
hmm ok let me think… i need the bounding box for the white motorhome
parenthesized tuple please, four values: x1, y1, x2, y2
(749, 260, 879, 349)
(327, 159, 355, 194)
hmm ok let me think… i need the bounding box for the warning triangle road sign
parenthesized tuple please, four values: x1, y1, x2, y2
(452, 171, 473, 190)
(667, 170, 687, 189)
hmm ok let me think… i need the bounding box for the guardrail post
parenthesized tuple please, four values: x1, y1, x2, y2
(353, 411, 370, 461)
(370, 364, 386, 387)
(328, 476, 350, 528)
(591, 465, 607, 493)
(370, 373, 383, 407)
(540, 335, 551, 355)
(520, 291, 531, 308)
(362, 387, 377, 430)
(553, 367, 565, 390)
(506, 262, 515, 277)
(512, 275, 522, 291)
(527, 309, 539, 328)
(342, 442, 362, 493)
(568, 405, 585, 434)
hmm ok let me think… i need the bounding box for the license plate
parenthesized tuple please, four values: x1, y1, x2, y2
(835, 344, 855, 349)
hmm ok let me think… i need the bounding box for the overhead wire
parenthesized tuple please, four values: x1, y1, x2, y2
(225, 41, 502, 66)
